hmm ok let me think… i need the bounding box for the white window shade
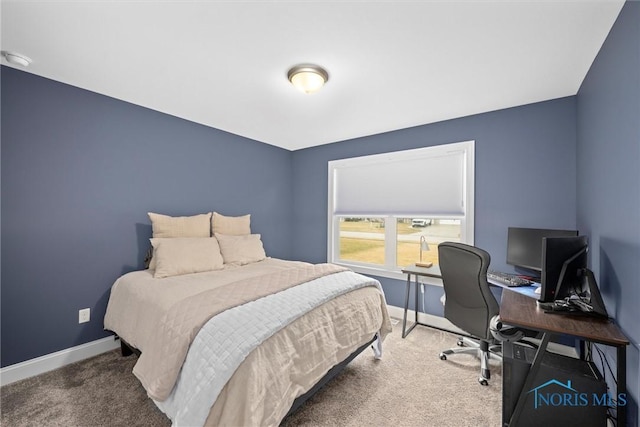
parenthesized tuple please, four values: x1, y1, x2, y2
(330, 146, 469, 217)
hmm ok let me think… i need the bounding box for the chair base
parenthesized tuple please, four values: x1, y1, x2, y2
(439, 336, 501, 386)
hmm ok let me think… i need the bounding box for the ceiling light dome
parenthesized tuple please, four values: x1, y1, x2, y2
(288, 64, 329, 94)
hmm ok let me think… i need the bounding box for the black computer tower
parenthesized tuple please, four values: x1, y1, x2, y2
(502, 342, 607, 427)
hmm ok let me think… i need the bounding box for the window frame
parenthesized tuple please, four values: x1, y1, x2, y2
(327, 141, 475, 282)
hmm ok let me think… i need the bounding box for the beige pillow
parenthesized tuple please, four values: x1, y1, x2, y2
(212, 212, 251, 236)
(148, 212, 212, 238)
(215, 233, 266, 265)
(147, 212, 212, 270)
(150, 237, 224, 278)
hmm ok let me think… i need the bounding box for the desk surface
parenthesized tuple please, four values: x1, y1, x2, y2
(500, 290, 629, 347)
(401, 264, 441, 278)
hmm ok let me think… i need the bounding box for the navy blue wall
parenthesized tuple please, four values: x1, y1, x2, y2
(1, 67, 293, 367)
(576, 1, 639, 424)
(291, 97, 578, 313)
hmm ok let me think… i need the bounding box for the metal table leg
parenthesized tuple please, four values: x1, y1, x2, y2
(402, 273, 419, 338)
(617, 345, 627, 425)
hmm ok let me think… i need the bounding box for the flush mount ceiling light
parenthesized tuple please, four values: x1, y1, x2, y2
(287, 64, 329, 94)
(1, 51, 32, 67)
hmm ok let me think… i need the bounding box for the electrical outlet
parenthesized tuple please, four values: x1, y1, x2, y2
(78, 308, 90, 324)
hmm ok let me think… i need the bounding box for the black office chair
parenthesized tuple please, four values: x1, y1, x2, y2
(437, 241, 522, 385)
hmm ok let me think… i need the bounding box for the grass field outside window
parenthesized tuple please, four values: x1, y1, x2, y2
(338, 218, 460, 268)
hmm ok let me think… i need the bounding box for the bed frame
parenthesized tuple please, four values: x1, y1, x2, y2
(116, 334, 376, 420)
(284, 336, 375, 418)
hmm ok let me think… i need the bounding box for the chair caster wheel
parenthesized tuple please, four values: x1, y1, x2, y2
(439, 353, 447, 360)
(457, 339, 464, 347)
(479, 378, 489, 386)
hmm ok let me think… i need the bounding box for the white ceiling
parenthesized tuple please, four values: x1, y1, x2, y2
(1, 0, 625, 151)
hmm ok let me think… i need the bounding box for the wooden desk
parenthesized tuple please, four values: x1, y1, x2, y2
(500, 290, 629, 426)
(400, 264, 442, 338)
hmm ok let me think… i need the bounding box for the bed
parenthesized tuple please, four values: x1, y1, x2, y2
(103, 212, 392, 427)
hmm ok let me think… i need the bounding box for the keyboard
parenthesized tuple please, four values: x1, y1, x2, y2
(487, 270, 534, 287)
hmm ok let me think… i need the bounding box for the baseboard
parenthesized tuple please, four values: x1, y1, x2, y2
(0, 336, 120, 386)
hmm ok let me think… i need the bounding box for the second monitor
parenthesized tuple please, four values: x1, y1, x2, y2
(507, 227, 579, 272)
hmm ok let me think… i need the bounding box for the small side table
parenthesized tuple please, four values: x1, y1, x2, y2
(400, 264, 442, 338)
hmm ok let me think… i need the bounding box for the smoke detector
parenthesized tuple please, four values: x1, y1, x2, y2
(1, 51, 32, 67)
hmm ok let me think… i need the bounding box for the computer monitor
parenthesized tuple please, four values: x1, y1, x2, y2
(507, 227, 579, 272)
(539, 236, 588, 303)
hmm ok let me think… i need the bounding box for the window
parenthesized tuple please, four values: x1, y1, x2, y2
(328, 141, 474, 280)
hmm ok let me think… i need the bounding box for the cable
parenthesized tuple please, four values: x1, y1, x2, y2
(593, 344, 617, 386)
(421, 282, 426, 314)
(585, 341, 593, 362)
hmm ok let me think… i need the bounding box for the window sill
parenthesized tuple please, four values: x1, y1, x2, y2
(333, 262, 443, 287)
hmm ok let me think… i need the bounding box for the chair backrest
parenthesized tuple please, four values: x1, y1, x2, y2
(438, 242, 499, 340)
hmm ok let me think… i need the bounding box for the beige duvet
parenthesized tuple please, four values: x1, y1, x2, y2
(104, 258, 392, 426)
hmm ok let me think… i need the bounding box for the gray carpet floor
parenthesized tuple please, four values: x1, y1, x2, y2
(1, 322, 502, 426)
